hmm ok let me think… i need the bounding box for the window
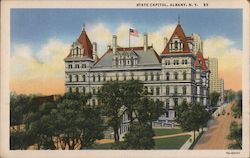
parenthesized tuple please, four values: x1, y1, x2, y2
(75, 64, 79, 68)
(82, 64, 86, 68)
(174, 41, 178, 49)
(123, 74, 126, 80)
(92, 99, 96, 106)
(174, 72, 178, 80)
(150, 87, 154, 95)
(183, 86, 187, 95)
(183, 72, 187, 80)
(82, 87, 86, 94)
(76, 87, 79, 93)
(166, 110, 169, 118)
(166, 99, 170, 109)
(166, 72, 170, 81)
(123, 58, 126, 66)
(182, 59, 184, 65)
(103, 75, 106, 82)
(93, 88, 96, 95)
(131, 73, 134, 80)
(174, 111, 177, 118)
(183, 98, 187, 103)
(76, 75, 79, 82)
(185, 59, 188, 64)
(176, 60, 179, 65)
(156, 73, 160, 81)
(150, 73, 154, 81)
(174, 98, 178, 106)
(69, 64, 72, 69)
(69, 87, 72, 93)
(145, 73, 148, 81)
(174, 86, 178, 94)
(116, 74, 119, 81)
(166, 86, 170, 95)
(93, 75, 95, 82)
(156, 87, 160, 95)
(69, 75, 72, 82)
(98, 75, 101, 82)
(131, 57, 134, 66)
(115, 57, 118, 66)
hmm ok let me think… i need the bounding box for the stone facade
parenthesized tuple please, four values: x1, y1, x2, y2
(64, 23, 210, 131)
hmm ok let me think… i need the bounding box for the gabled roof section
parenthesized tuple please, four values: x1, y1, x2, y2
(77, 30, 93, 59)
(194, 50, 208, 71)
(162, 24, 191, 54)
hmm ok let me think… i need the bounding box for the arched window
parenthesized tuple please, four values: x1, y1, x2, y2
(166, 72, 170, 81)
(183, 86, 186, 95)
(174, 72, 178, 80)
(183, 71, 187, 80)
(166, 86, 170, 95)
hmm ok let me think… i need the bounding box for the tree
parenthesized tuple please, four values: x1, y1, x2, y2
(227, 121, 242, 149)
(123, 123, 155, 149)
(123, 97, 164, 149)
(175, 102, 210, 141)
(210, 91, 220, 107)
(120, 80, 143, 125)
(97, 81, 124, 144)
(231, 91, 242, 118)
(11, 92, 105, 150)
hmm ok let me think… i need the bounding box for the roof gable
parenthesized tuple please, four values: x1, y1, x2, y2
(194, 50, 208, 71)
(162, 24, 191, 54)
(77, 30, 93, 59)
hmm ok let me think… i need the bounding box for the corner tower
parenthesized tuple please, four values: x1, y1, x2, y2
(64, 26, 97, 93)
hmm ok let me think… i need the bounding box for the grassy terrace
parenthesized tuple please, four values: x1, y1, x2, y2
(153, 128, 183, 136)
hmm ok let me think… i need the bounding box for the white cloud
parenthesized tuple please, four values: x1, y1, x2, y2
(87, 23, 175, 56)
(203, 36, 242, 72)
(11, 38, 70, 80)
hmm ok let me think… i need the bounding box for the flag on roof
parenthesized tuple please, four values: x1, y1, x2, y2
(129, 28, 139, 37)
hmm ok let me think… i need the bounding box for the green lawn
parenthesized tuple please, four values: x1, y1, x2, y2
(153, 128, 183, 136)
(92, 135, 190, 150)
(154, 135, 190, 149)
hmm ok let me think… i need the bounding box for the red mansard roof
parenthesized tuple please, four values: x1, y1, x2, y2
(162, 24, 191, 54)
(194, 50, 208, 71)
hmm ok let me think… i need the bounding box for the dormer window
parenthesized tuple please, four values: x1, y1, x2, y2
(174, 41, 178, 49)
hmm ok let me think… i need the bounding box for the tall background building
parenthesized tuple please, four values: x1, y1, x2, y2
(209, 58, 224, 104)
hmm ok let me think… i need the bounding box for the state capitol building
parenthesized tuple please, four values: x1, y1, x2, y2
(64, 21, 211, 132)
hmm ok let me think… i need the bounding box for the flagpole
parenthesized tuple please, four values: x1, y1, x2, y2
(129, 29, 130, 48)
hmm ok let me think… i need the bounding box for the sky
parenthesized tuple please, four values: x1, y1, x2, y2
(10, 9, 243, 95)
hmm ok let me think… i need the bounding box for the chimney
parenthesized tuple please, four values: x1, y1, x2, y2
(143, 33, 148, 51)
(93, 42, 97, 61)
(107, 45, 111, 50)
(112, 35, 117, 54)
(164, 37, 168, 47)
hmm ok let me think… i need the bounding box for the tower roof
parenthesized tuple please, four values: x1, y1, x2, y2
(194, 50, 208, 71)
(162, 24, 191, 54)
(77, 30, 93, 59)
